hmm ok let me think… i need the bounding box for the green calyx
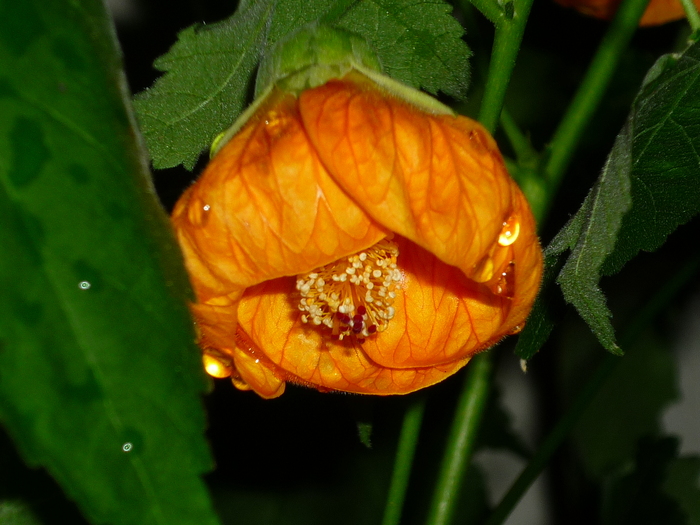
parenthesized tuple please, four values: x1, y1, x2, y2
(210, 24, 454, 157)
(255, 23, 383, 97)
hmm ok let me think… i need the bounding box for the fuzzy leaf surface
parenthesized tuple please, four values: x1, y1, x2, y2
(0, 2, 217, 524)
(134, 0, 470, 169)
(547, 128, 632, 354)
(602, 43, 700, 275)
(133, 0, 276, 170)
(336, 0, 470, 99)
(547, 41, 700, 353)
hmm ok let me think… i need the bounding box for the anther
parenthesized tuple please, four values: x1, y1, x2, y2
(296, 236, 401, 342)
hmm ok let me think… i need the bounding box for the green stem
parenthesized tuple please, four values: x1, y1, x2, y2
(466, 0, 503, 24)
(679, 0, 700, 31)
(381, 395, 427, 525)
(543, 0, 650, 195)
(424, 353, 494, 525)
(484, 253, 700, 525)
(478, 0, 535, 133)
(500, 107, 536, 162)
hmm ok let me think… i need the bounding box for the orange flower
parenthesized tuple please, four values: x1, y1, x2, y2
(171, 70, 543, 398)
(554, 0, 697, 25)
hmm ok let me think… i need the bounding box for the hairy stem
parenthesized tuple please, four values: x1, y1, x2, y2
(424, 354, 494, 525)
(478, 0, 535, 132)
(679, 0, 700, 31)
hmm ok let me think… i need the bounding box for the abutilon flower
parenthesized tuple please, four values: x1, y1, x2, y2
(554, 0, 698, 25)
(170, 27, 543, 398)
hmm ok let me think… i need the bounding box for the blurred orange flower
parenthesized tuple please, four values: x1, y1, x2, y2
(554, 0, 697, 25)
(171, 71, 543, 398)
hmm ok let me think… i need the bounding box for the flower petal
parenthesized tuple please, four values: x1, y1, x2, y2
(358, 237, 506, 369)
(171, 88, 387, 303)
(501, 188, 543, 331)
(553, 0, 695, 25)
(172, 71, 544, 398)
(236, 272, 470, 395)
(230, 343, 286, 399)
(299, 72, 518, 282)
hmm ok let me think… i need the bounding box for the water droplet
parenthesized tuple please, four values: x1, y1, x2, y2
(73, 260, 103, 292)
(203, 353, 231, 378)
(472, 256, 494, 283)
(498, 216, 520, 246)
(187, 197, 211, 227)
(122, 442, 133, 452)
(492, 262, 515, 298)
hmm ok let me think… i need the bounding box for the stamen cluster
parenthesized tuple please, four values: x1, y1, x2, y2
(296, 237, 401, 342)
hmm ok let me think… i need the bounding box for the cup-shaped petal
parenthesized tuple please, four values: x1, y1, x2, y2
(171, 88, 388, 303)
(171, 71, 543, 398)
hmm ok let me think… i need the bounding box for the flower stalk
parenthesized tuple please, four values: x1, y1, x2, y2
(478, 0, 536, 133)
(381, 395, 427, 525)
(425, 353, 494, 525)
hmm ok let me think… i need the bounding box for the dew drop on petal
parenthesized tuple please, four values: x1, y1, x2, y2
(203, 353, 232, 378)
(187, 197, 211, 227)
(492, 262, 515, 298)
(498, 215, 520, 246)
(78, 281, 91, 290)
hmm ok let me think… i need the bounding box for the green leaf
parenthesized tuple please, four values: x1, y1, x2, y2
(603, 437, 686, 525)
(132, 0, 349, 170)
(546, 40, 700, 353)
(336, 0, 471, 99)
(133, 0, 275, 170)
(571, 333, 677, 479)
(602, 42, 700, 275)
(0, 2, 218, 524)
(134, 0, 470, 170)
(546, 126, 632, 354)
